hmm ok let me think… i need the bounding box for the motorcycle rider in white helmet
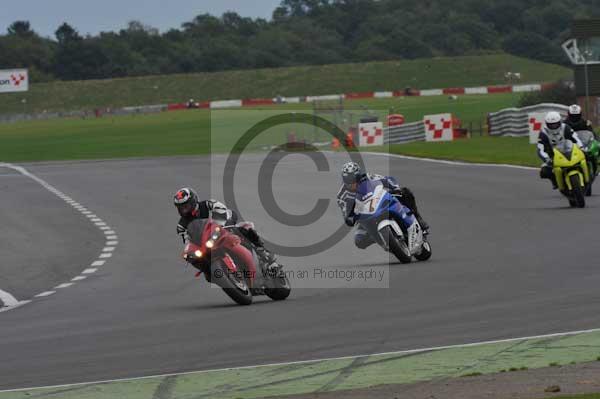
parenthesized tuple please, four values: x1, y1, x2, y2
(564, 104, 595, 135)
(537, 111, 584, 189)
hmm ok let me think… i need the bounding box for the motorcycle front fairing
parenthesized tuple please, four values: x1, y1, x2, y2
(354, 180, 416, 248)
(552, 141, 589, 191)
(183, 219, 257, 281)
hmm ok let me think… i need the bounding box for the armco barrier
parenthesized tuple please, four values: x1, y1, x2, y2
(0, 82, 556, 122)
(242, 98, 275, 106)
(345, 92, 375, 100)
(443, 87, 466, 95)
(210, 99, 243, 109)
(488, 103, 568, 137)
(487, 85, 512, 94)
(384, 121, 425, 144)
(0, 104, 167, 124)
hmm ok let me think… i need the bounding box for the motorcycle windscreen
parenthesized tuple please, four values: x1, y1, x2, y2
(577, 130, 594, 147)
(555, 140, 573, 160)
(186, 219, 209, 246)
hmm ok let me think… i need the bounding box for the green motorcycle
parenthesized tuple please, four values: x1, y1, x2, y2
(577, 130, 600, 196)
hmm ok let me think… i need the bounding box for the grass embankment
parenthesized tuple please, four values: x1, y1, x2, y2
(0, 54, 570, 115)
(0, 93, 521, 162)
(384, 136, 540, 167)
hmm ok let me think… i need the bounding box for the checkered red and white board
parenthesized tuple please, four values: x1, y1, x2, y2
(424, 113, 453, 142)
(528, 112, 546, 144)
(358, 122, 384, 146)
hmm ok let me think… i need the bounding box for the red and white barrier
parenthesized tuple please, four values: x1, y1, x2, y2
(424, 113, 454, 142)
(374, 91, 394, 98)
(528, 112, 546, 144)
(242, 98, 275, 106)
(420, 89, 444, 96)
(167, 83, 553, 112)
(465, 87, 488, 95)
(345, 92, 375, 100)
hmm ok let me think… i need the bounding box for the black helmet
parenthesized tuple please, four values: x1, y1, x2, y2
(341, 162, 362, 186)
(173, 188, 198, 218)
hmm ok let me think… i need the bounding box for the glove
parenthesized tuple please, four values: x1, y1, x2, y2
(344, 216, 356, 227)
(544, 159, 553, 167)
(176, 224, 186, 235)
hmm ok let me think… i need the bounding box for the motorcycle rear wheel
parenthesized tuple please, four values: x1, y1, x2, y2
(414, 241, 432, 261)
(381, 226, 412, 264)
(265, 272, 291, 301)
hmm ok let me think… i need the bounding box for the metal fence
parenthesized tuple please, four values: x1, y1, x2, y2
(384, 121, 425, 144)
(488, 103, 568, 137)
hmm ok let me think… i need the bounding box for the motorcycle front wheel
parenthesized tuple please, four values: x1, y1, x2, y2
(381, 226, 412, 264)
(212, 260, 253, 306)
(569, 174, 586, 208)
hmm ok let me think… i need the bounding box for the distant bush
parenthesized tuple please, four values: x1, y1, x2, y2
(518, 80, 576, 107)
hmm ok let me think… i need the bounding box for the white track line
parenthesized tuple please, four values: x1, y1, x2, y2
(361, 151, 537, 170)
(3, 325, 600, 394)
(54, 283, 74, 289)
(34, 291, 56, 298)
(82, 268, 97, 275)
(0, 163, 119, 313)
(0, 289, 19, 307)
(0, 300, 31, 313)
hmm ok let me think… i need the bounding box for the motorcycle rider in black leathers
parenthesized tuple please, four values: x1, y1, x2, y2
(336, 162, 429, 250)
(173, 188, 278, 269)
(538, 111, 584, 189)
(564, 104, 595, 136)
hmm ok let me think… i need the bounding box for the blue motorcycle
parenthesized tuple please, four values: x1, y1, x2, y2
(353, 179, 432, 263)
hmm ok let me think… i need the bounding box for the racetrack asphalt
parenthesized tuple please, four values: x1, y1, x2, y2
(1, 152, 600, 391)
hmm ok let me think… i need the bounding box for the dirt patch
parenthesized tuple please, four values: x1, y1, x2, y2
(267, 361, 600, 399)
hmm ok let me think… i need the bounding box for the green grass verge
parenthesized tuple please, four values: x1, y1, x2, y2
(3, 331, 600, 399)
(382, 136, 540, 167)
(0, 94, 520, 162)
(0, 54, 570, 115)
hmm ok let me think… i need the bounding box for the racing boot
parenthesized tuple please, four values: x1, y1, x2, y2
(238, 225, 280, 274)
(254, 246, 281, 275)
(415, 213, 430, 235)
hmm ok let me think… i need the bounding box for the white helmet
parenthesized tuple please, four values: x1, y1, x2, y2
(545, 111, 562, 135)
(568, 104, 582, 122)
(568, 104, 581, 115)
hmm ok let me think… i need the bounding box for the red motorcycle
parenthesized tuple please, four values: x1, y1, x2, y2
(181, 218, 291, 305)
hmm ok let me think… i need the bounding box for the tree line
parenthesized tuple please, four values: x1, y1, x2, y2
(2, 0, 599, 82)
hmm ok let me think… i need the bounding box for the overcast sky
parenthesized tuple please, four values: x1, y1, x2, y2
(0, 0, 283, 38)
